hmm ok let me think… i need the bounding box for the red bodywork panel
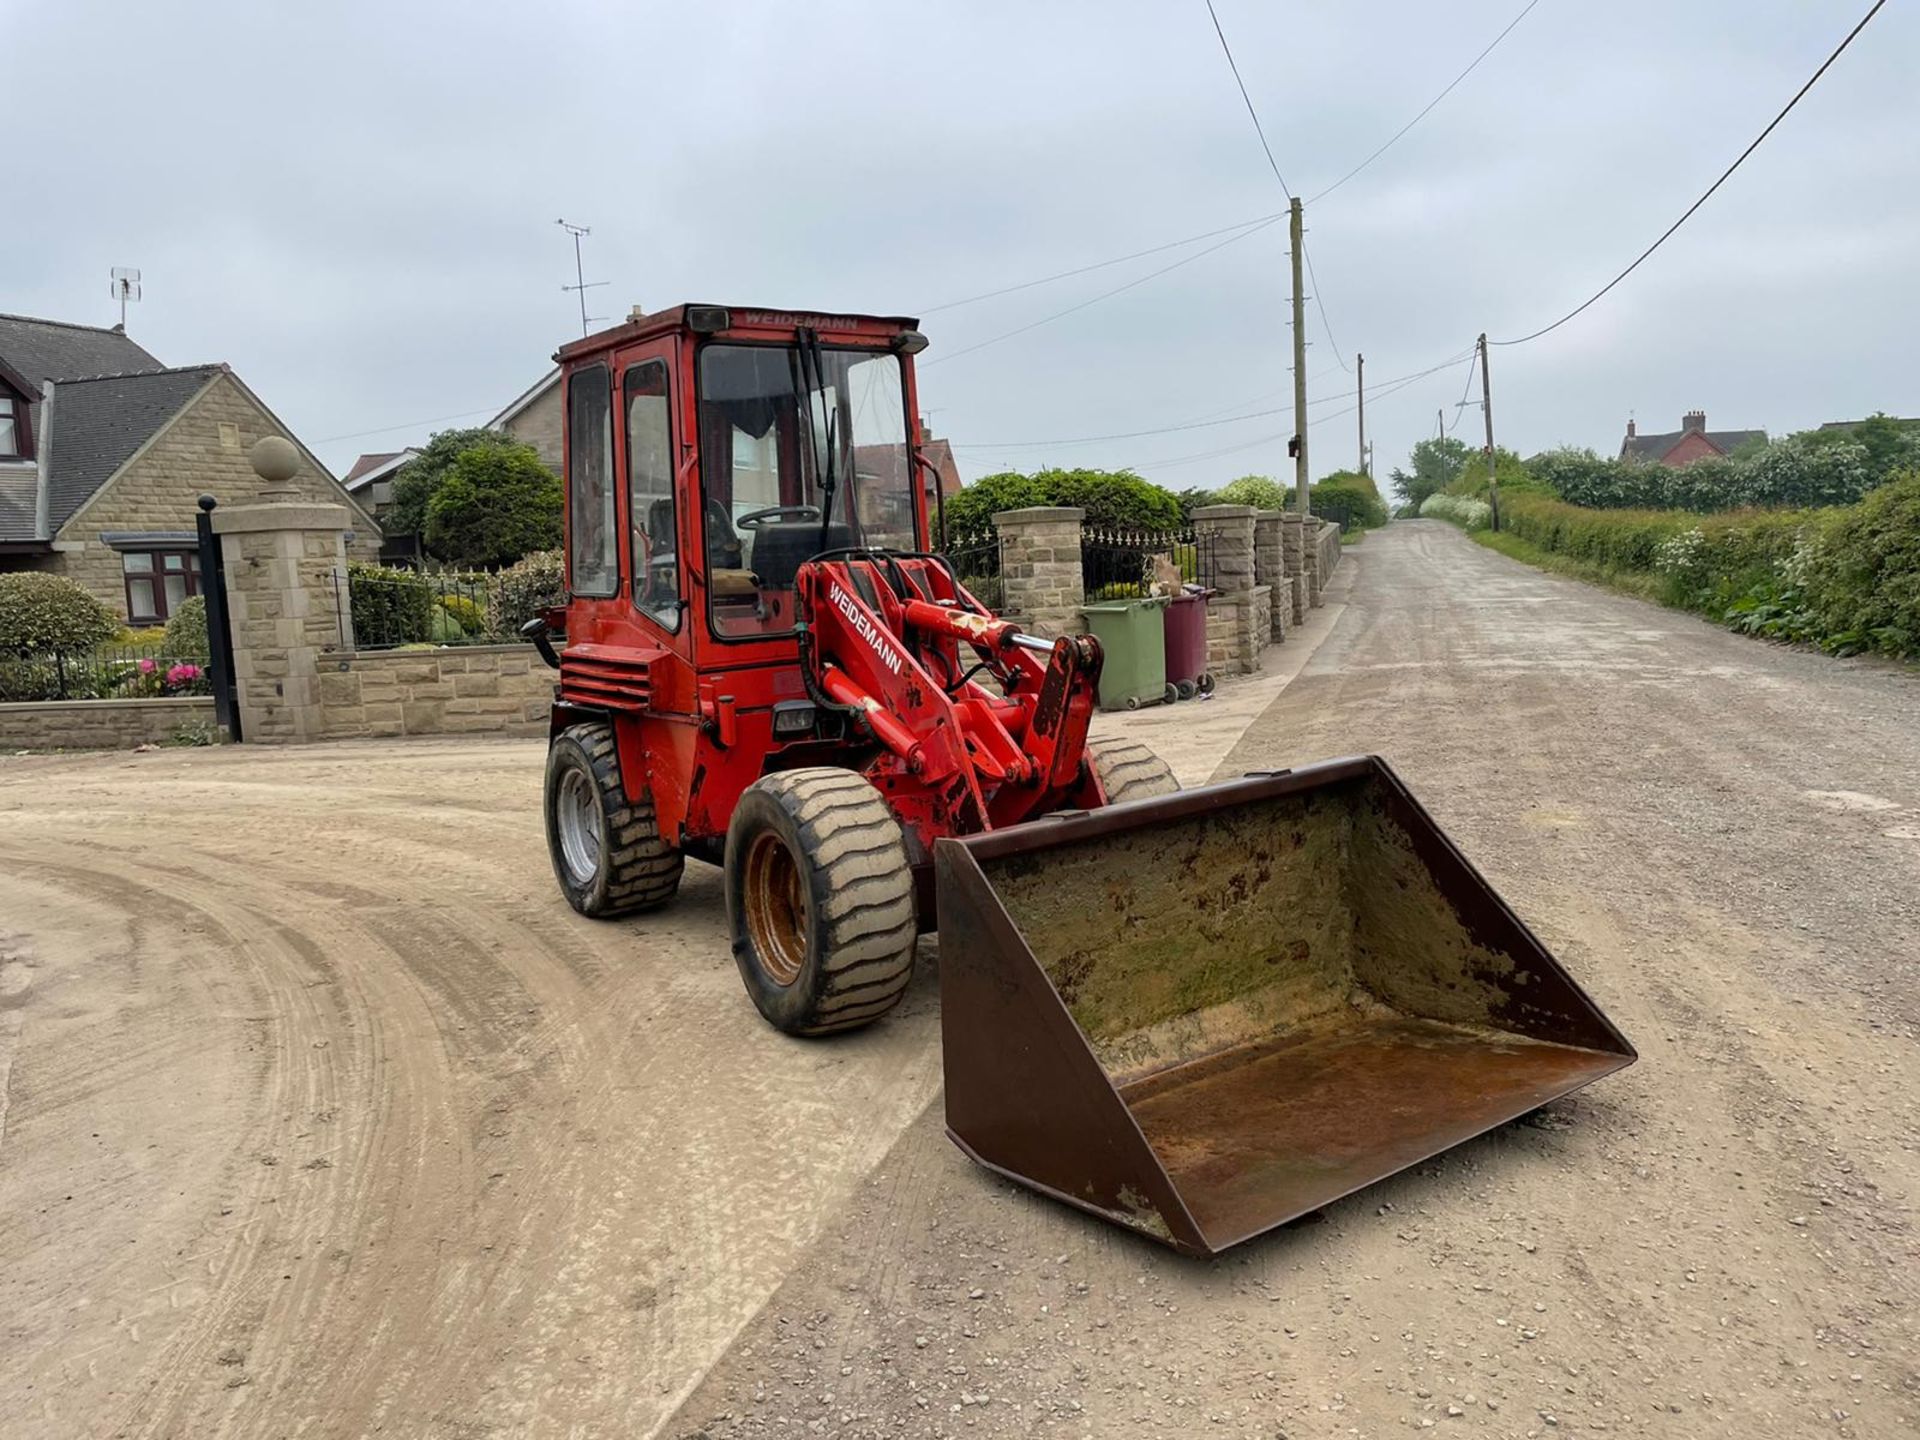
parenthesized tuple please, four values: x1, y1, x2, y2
(547, 304, 1108, 897)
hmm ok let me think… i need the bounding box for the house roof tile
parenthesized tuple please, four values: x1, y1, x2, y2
(1621, 428, 1766, 462)
(45, 366, 223, 533)
(0, 313, 164, 386)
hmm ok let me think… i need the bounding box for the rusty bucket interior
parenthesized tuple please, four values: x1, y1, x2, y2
(935, 757, 1635, 1257)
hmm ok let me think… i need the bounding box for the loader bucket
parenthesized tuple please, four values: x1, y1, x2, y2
(935, 756, 1635, 1258)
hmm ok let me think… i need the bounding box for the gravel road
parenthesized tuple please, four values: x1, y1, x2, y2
(0, 582, 1344, 1438)
(670, 521, 1920, 1440)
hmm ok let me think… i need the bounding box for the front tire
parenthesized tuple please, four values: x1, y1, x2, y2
(724, 768, 917, 1036)
(1086, 735, 1180, 805)
(544, 721, 683, 917)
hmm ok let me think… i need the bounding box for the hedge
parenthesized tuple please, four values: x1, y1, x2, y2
(347, 564, 436, 648)
(1527, 435, 1911, 514)
(1470, 478, 1920, 659)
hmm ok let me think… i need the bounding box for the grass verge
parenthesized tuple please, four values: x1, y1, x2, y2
(1469, 528, 1667, 605)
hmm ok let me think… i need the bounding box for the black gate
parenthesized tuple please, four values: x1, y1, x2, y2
(194, 494, 243, 741)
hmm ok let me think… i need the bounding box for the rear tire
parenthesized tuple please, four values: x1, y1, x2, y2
(725, 768, 917, 1036)
(545, 721, 683, 918)
(1086, 735, 1179, 805)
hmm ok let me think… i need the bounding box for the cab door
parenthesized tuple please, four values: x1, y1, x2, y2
(616, 345, 691, 654)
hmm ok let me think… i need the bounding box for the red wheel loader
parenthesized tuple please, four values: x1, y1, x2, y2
(533, 304, 1635, 1256)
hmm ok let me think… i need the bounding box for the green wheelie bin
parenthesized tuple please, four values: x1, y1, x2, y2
(1079, 598, 1175, 711)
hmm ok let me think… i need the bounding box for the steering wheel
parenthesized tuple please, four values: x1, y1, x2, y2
(735, 505, 821, 531)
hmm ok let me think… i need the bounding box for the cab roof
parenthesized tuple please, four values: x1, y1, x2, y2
(553, 304, 921, 366)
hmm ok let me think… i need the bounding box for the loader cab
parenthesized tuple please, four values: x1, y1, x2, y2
(555, 305, 932, 672)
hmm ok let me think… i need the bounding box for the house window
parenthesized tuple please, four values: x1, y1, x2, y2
(0, 396, 21, 459)
(123, 549, 200, 624)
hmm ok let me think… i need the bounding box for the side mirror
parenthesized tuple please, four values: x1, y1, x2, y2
(520, 615, 562, 670)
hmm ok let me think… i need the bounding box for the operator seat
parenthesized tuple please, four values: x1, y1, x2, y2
(749, 520, 854, 589)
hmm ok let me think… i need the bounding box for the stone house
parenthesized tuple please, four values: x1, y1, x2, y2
(489, 368, 563, 471)
(0, 313, 379, 624)
(1619, 410, 1766, 467)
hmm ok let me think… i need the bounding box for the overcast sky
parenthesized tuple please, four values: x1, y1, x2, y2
(7, 1, 1915, 492)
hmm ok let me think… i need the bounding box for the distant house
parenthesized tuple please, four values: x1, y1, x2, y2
(489, 369, 563, 472)
(1620, 410, 1765, 467)
(341, 447, 421, 525)
(0, 312, 380, 623)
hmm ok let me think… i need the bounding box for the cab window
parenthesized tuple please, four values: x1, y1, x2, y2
(568, 364, 617, 597)
(625, 361, 680, 630)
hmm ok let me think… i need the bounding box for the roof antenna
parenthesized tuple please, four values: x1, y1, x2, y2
(109, 267, 141, 329)
(555, 220, 607, 338)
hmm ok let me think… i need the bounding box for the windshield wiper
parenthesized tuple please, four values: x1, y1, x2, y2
(796, 328, 840, 556)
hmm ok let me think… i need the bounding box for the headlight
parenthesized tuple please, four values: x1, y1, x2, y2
(771, 701, 817, 737)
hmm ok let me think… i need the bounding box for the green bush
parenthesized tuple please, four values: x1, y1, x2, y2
(944, 467, 1181, 535)
(348, 563, 436, 647)
(438, 592, 487, 635)
(0, 572, 119, 655)
(162, 595, 210, 658)
(1308, 480, 1388, 531)
(487, 548, 566, 636)
(430, 605, 467, 643)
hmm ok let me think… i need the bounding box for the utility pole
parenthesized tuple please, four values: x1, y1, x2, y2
(1289, 197, 1309, 517)
(1355, 351, 1366, 476)
(1477, 332, 1499, 531)
(555, 218, 608, 337)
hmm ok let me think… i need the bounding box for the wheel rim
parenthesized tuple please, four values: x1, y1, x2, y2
(742, 831, 809, 986)
(556, 766, 601, 886)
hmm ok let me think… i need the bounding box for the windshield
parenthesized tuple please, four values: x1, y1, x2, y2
(697, 342, 914, 639)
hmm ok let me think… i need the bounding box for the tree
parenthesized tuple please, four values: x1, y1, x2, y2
(1317, 468, 1380, 502)
(388, 426, 530, 538)
(1389, 436, 1471, 510)
(1794, 413, 1920, 483)
(422, 442, 564, 568)
(1212, 474, 1288, 511)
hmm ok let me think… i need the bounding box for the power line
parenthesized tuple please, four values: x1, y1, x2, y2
(1203, 0, 1292, 198)
(1440, 348, 1479, 434)
(1492, 0, 1887, 347)
(917, 211, 1285, 315)
(315, 406, 497, 446)
(951, 352, 1473, 451)
(921, 214, 1284, 368)
(1307, 0, 1545, 205)
(1301, 240, 1349, 372)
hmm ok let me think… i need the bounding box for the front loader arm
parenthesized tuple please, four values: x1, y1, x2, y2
(794, 555, 1104, 834)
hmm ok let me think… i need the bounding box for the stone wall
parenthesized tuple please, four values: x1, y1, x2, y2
(1254, 510, 1289, 641)
(318, 645, 555, 739)
(0, 696, 217, 751)
(995, 506, 1086, 636)
(500, 381, 564, 473)
(53, 372, 381, 618)
(1204, 586, 1272, 679)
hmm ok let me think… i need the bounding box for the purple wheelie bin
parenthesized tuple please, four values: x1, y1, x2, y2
(1162, 587, 1215, 700)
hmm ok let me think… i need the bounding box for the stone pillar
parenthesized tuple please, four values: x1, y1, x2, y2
(1192, 504, 1260, 676)
(993, 506, 1086, 636)
(212, 436, 354, 743)
(1280, 513, 1309, 625)
(1253, 509, 1288, 642)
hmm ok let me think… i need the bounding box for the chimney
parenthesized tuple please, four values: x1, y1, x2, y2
(1626, 418, 1636, 438)
(1682, 410, 1706, 433)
